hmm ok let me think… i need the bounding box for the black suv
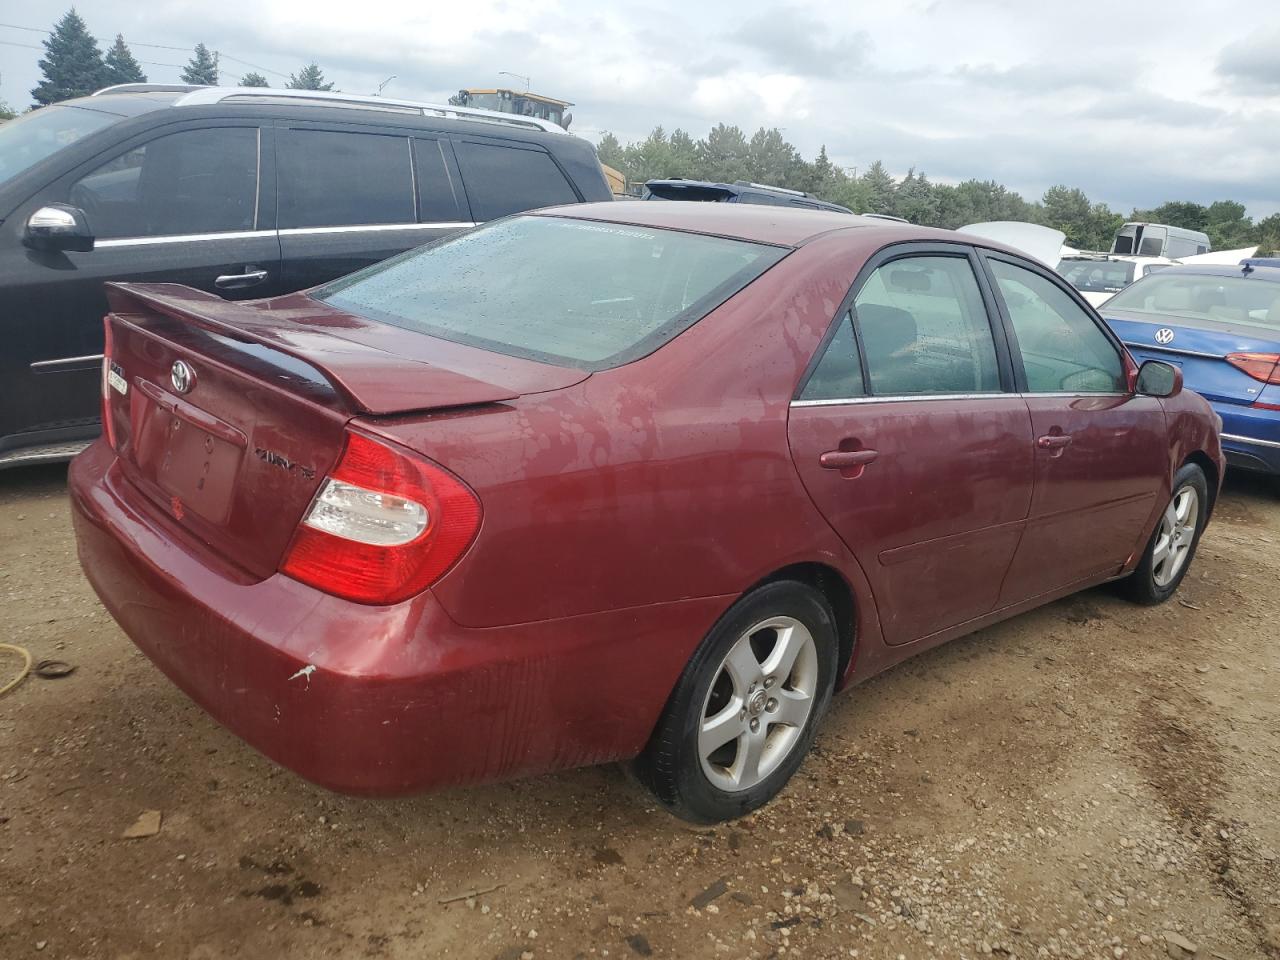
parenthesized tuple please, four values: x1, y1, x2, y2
(0, 84, 612, 468)
(643, 179, 852, 213)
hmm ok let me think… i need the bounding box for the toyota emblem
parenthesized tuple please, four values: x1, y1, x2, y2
(170, 359, 195, 394)
(1154, 328, 1175, 345)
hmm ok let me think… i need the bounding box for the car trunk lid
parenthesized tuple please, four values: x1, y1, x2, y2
(101, 282, 587, 579)
(1104, 309, 1280, 406)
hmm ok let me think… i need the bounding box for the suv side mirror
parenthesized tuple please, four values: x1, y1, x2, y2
(1136, 359, 1182, 398)
(23, 204, 95, 253)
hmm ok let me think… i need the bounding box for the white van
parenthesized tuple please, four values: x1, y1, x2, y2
(1110, 222, 1209, 259)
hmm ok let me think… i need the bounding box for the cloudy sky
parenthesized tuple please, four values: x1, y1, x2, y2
(4, 1, 1278, 217)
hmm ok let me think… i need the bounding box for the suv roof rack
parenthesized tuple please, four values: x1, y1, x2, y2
(158, 86, 569, 134)
(734, 180, 808, 198)
(92, 83, 206, 96)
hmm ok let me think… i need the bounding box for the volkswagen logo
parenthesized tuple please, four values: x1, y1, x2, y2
(1154, 328, 1175, 345)
(170, 359, 196, 394)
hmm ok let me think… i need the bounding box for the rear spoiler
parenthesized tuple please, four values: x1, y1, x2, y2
(104, 283, 521, 415)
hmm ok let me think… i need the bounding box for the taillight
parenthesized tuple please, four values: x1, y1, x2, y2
(1226, 352, 1280, 385)
(280, 432, 481, 604)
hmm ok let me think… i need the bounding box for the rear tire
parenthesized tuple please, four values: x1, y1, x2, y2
(1121, 463, 1208, 605)
(635, 581, 838, 823)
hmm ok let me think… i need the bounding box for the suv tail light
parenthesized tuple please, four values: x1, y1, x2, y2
(1226, 352, 1280, 385)
(281, 432, 481, 604)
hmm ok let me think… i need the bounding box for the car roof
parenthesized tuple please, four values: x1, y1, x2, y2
(533, 201, 902, 246)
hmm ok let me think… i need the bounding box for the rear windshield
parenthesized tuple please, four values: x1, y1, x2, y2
(1056, 259, 1136, 293)
(1107, 274, 1280, 331)
(315, 215, 788, 368)
(0, 105, 120, 186)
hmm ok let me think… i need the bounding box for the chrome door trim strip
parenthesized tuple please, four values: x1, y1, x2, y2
(96, 230, 277, 248)
(791, 393, 1017, 407)
(278, 222, 476, 236)
(94, 222, 477, 248)
(1122, 341, 1223, 361)
(1221, 432, 1280, 450)
(30, 353, 105, 370)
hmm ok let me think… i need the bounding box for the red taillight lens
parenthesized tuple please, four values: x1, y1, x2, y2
(280, 432, 481, 604)
(1226, 352, 1280, 385)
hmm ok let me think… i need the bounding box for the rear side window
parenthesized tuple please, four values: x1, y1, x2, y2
(854, 256, 1001, 395)
(990, 259, 1126, 393)
(453, 140, 578, 220)
(69, 126, 258, 239)
(278, 129, 414, 228)
(316, 215, 786, 369)
(801, 312, 864, 400)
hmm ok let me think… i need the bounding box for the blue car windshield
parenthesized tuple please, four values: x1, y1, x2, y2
(1107, 274, 1280, 331)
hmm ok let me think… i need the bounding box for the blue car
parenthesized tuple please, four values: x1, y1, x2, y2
(1101, 263, 1280, 480)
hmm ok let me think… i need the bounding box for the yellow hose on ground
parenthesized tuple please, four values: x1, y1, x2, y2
(0, 643, 33, 697)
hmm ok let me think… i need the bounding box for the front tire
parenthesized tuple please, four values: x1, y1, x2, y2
(1122, 463, 1208, 605)
(635, 581, 838, 823)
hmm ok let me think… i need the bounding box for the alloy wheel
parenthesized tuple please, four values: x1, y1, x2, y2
(697, 616, 819, 792)
(1152, 486, 1200, 588)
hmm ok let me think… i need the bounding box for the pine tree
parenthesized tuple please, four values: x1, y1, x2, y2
(103, 34, 146, 85)
(287, 64, 333, 91)
(181, 44, 219, 85)
(31, 9, 109, 105)
(239, 72, 269, 87)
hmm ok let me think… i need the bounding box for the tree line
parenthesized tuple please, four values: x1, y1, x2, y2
(598, 126, 1280, 255)
(20, 9, 335, 109)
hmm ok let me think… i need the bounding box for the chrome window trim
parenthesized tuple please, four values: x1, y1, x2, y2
(1221, 432, 1280, 450)
(30, 353, 105, 370)
(1121, 341, 1223, 361)
(96, 230, 278, 248)
(95, 223, 477, 247)
(790, 390, 1131, 408)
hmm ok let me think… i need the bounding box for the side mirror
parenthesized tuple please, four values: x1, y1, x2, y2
(23, 204, 95, 253)
(1136, 359, 1182, 398)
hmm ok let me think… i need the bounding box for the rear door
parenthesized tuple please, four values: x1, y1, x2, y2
(276, 122, 470, 290)
(787, 245, 1034, 646)
(3, 120, 278, 448)
(982, 253, 1167, 602)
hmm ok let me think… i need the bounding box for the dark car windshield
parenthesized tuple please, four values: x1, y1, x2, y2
(1107, 273, 1280, 331)
(316, 215, 788, 368)
(0, 105, 121, 186)
(1056, 259, 1136, 293)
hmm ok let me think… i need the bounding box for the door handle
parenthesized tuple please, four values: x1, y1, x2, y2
(1036, 434, 1073, 450)
(819, 449, 879, 470)
(214, 268, 268, 290)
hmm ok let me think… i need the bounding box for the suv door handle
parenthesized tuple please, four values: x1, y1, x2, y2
(1036, 434, 1072, 450)
(819, 449, 879, 470)
(214, 268, 268, 290)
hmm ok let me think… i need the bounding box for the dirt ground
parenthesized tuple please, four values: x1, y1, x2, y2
(1, 463, 1278, 960)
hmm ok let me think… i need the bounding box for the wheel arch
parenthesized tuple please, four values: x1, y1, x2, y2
(750, 562, 857, 689)
(1182, 450, 1219, 519)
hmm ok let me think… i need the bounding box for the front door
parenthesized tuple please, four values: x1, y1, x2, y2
(787, 249, 1034, 646)
(982, 254, 1168, 602)
(0, 121, 279, 450)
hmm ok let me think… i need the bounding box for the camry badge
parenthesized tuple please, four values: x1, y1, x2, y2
(170, 359, 195, 394)
(1155, 328, 1175, 345)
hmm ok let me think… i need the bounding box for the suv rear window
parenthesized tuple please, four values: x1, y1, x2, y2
(315, 215, 788, 369)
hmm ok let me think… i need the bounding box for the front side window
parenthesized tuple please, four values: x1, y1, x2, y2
(854, 256, 1001, 395)
(453, 140, 578, 220)
(316, 215, 787, 369)
(278, 129, 414, 229)
(990, 259, 1126, 393)
(68, 126, 258, 239)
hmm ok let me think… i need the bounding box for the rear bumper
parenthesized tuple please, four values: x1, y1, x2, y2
(70, 439, 726, 795)
(1213, 402, 1280, 474)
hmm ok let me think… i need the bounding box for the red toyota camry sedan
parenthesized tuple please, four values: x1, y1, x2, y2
(70, 203, 1223, 823)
